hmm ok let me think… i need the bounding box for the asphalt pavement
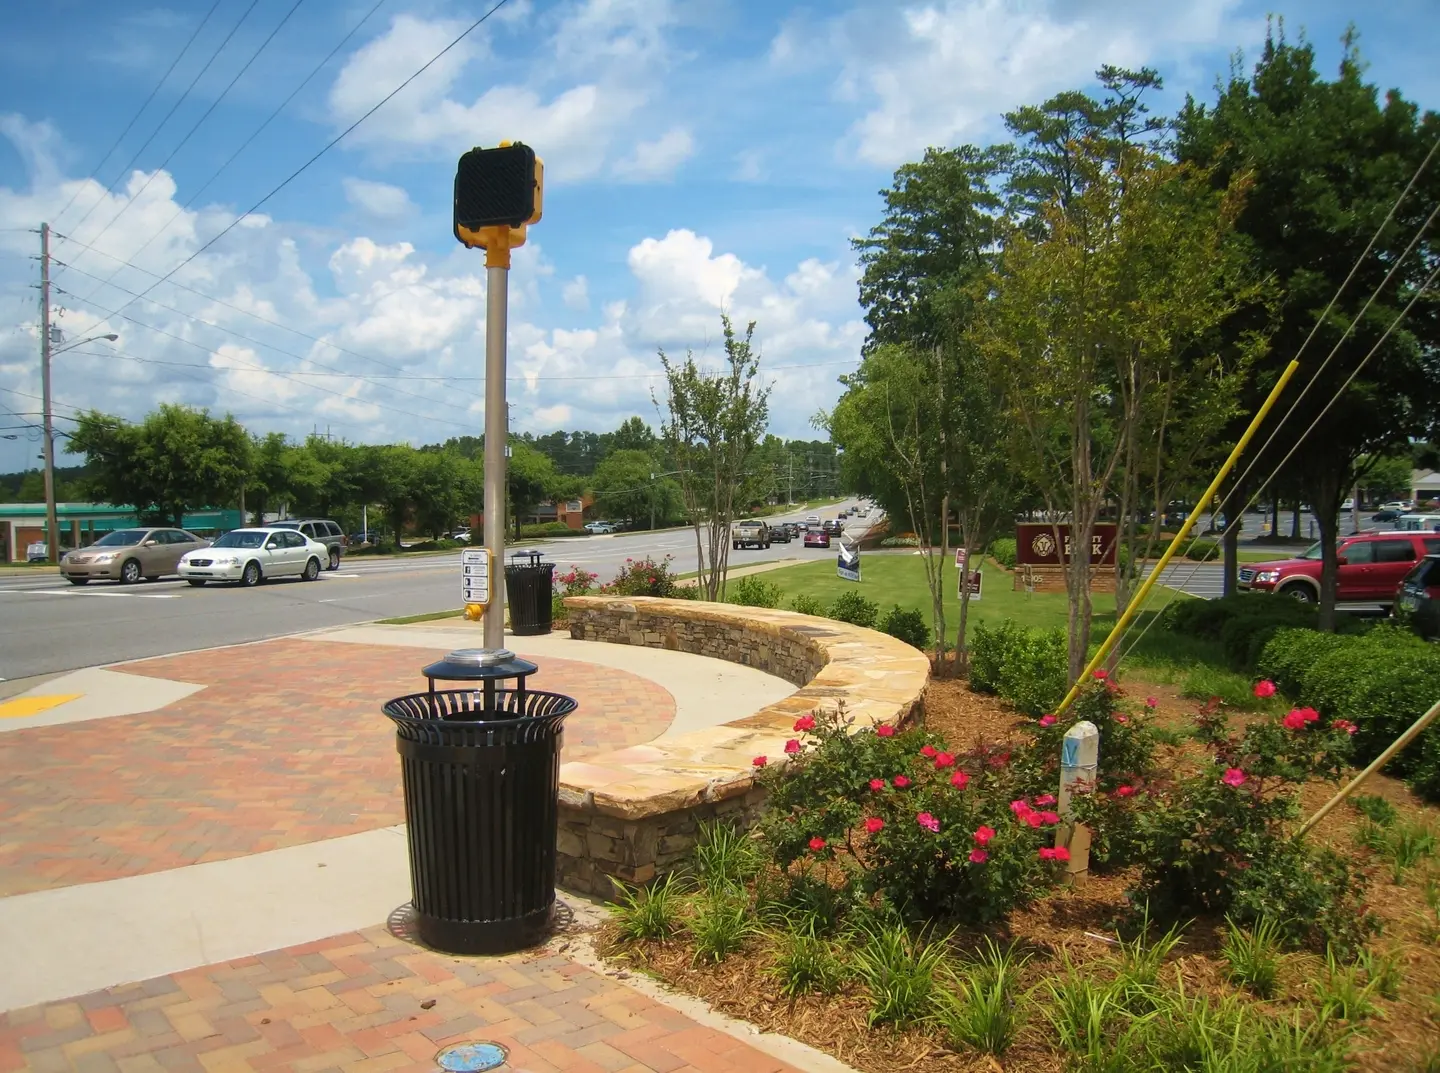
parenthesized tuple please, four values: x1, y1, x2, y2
(0, 501, 873, 684)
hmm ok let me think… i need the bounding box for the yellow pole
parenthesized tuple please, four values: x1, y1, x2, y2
(1052, 359, 1301, 719)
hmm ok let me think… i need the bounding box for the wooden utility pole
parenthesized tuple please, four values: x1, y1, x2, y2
(40, 222, 59, 564)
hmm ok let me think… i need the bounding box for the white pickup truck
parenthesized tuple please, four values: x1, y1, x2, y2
(731, 519, 770, 550)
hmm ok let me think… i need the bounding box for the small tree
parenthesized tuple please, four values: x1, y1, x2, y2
(655, 315, 771, 601)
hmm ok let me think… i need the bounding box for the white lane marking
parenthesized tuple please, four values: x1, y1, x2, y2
(321, 573, 363, 579)
(0, 589, 181, 599)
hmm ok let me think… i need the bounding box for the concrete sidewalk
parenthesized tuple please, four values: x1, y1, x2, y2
(0, 624, 850, 1073)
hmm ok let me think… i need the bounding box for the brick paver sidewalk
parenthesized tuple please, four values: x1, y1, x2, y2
(0, 640, 674, 898)
(0, 924, 803, 1073)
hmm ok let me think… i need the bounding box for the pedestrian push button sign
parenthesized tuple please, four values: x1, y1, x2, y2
(461, 549, 492, 607)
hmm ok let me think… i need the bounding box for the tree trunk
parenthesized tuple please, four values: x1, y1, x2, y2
(1313, 472, 1345, 632)
(1289, 500, 1302, 541)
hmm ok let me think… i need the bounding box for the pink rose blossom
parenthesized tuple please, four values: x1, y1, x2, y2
(1010, 799, 1030, 816)
(1253, 679, 1277, 699)
(1038, 847, 1058, 861)
(1051, 846, 1071, 862)
(876, 724, 896, 738)
(808, 836, 826, 852)
(950, 771, 970, 790)
(1038, 714, 1057, 728)
(969, 849, 989, 864)
(784, 739, 802, 754)
(793, 714, 816, 732)
(752, 756, 767, 768)
(1114, 713, 1129, 724)
(1222, 767, 1246, 788)
(1024, 812, 1044, 828)
(934, 752, 956, 769)
(1145, 696, 1158, 708)
(1034, 794, 1057, 806)
(1333, 719, 1357, 735)
(1093, 668, 1109, 680)
(1282, 710, 1308, 731)
(893, 775, 911, 789)
(1114, 785, 1136, 798)
(869, 778, 887, 791)
(864, 817, 885, 834)
(916, 812, 940, 833)
(973, 825, 995, 845)
(1038, 811, 1061, 825)
(920, 744, 938, 759)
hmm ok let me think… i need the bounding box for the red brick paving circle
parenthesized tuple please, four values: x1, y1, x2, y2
(0, 639, 674, 897)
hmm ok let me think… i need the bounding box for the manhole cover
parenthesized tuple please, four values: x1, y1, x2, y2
(435, 1041, 507, 1071)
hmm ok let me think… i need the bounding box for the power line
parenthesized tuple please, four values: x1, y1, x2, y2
(74, 0, 304, 276)
(76, 0, 386, 291)
(97, 0, 517, 327)
(50, 0, 223, 229)
(59, 1, 262, 250)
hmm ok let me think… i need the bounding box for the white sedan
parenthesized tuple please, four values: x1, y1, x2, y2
(178, 527, 328, 587)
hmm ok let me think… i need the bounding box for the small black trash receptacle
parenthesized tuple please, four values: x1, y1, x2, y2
(506, 550, 555, 636)
(384, 648, 576, 955)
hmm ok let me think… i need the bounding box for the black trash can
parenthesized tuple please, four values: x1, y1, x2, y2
(383, 648, 576, 955)
(506, 550, 555, 636)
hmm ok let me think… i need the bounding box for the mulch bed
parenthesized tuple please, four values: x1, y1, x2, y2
(602, 674, 1440, 1072)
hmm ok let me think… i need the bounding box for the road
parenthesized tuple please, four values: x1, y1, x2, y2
(0, 501, 874, 684)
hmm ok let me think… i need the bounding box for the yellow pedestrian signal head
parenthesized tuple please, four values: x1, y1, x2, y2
(454, 142, 543, 249)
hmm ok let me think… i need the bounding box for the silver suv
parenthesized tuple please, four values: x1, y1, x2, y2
(271, 519, 345, 570)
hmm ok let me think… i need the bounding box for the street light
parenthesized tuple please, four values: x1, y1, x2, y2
(42, 332, 118, 563)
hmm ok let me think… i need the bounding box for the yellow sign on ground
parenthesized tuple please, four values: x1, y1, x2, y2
(0, 694, 83, 719)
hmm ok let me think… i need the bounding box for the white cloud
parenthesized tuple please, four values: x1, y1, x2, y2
(327, 4, 680, 181)
(562, 275, 590, 310)
(342, 178, 414, 219)
(830, 0, 1260, 165)
(613, 127, 695, 180)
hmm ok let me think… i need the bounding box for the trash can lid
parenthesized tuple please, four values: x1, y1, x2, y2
(422, 647, 539, 682)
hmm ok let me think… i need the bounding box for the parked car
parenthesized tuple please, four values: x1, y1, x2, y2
(1239, 530, 1440, 604)
(583, 521, 617, 534)
(178, 527, 327, 587)
(1371, 509, 1404, 523)
(1396, 554, 1440, 639)
(270, 519, 345, 570)
(1380, 500, 1413, 513)
(450, 528, 471, 541)
(804, 529, 831, 549)
(59, 527, 208, 585)
(732, 519, 770, 550)
(26, 540, 47, 563)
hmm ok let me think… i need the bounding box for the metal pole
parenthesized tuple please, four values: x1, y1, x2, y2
(483, 259, 509, 650)
(40, 222, 59, 565)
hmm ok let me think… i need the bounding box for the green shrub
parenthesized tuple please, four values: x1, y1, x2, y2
(828, 590, 879, 628)
(727, 575, 783, 608)
(789, 592, 826, 617)
(967, 620, 1067, 717)
(1295, 625, 1440, 783)
(518, 521, 587, 537)
(1162, 592, 1316, 645)
(1255, 628, 1349, 697)
(756, 706, 1061, 924)
(603, 554, 683, 597)
(878, 605, 930, 650)
(1184, 537, 1220, 561)
(988, 537, 1017, 569)
(1128, 699, 1374, 953)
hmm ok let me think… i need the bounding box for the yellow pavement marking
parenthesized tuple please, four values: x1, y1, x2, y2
(0, 694, 83, 719)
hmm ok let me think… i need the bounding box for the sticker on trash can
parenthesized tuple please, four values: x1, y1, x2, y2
(435, 1042, 507, 1071)
(461, 549, 491, 606)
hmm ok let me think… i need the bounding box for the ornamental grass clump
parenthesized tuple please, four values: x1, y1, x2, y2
(850, 921, 950, 1027)
(932, 938, 1029, 1056)
(608, 872, 687, 943)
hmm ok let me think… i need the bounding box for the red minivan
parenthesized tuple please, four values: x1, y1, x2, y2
(1238, 531, 1440, 604)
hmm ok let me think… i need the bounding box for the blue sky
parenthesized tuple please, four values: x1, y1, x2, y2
(0, 0, 1436, 474)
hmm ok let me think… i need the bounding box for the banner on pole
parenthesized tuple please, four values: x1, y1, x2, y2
(837, 540, 861, 583)
(955, 549, 982, 601)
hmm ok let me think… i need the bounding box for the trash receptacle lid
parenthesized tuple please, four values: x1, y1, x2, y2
(422, 647, 539, 682)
